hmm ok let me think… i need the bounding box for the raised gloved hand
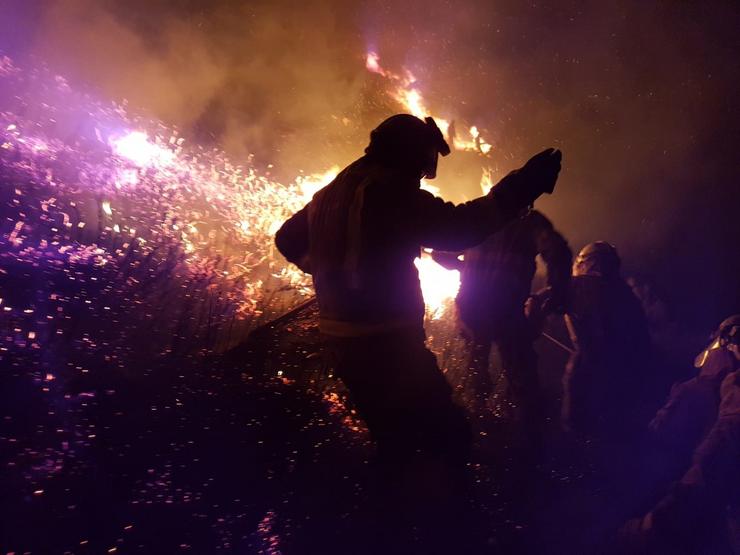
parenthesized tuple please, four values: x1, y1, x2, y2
(520, 148, 562, 195)
(489, 148, 562, 214)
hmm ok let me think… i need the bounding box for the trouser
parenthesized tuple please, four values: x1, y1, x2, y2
(324, 329, 472, 466)
(561, 354, 592, 435)
(462, 312, 543, 434)
(324, 329, 479, 551)
(562, 356, 644, 440)
(326, 329, 492, 553)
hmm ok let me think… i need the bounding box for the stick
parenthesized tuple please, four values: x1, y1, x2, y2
(251, 295, 318, 334)
(541, 331, 576, 355)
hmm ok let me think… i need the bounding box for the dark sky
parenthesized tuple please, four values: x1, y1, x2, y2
(1, 0, 738, 330)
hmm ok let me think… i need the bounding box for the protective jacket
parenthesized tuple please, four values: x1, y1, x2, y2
(562, 274, 652, 435)
(434, 209, 571, 335)
(276, 155, 532, 336)
(650, 348, 738, 461)
(624, 370, 740, 553)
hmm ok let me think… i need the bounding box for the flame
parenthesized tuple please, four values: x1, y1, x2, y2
(414, 251, 460, 319)
(397, 88, 426, 120)
(480, 167, 495, 195)
(419, 179, 440, 196)
(365, 52, 384, 75)
(0, 52, 471, 325)
(111, 131, 175, 168)
(366, 51, 493, 156)
(296, 166, 340, 203)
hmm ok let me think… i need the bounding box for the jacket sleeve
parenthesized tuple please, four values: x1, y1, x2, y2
(648, 379, 715, 449)
(531, 211, 572, 309)
(410, 163, 556, 251)
(275, 205, 311, 273)
(411, 185, 519, 252)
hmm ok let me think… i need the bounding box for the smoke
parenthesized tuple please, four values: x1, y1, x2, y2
(1, 0, 738, 327)
(3, 0, 376, 177)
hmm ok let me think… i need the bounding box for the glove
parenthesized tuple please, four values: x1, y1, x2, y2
(489, 148, 562, 215)
(537, 285, 567, 315)
(520, 148, 562, 195)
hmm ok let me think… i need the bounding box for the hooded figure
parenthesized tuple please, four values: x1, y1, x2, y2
(562, 242, 652, 438)
(275, 114, 562, 468)
(620, 366, 740, 553)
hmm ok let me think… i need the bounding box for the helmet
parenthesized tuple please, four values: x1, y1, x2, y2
(717, 315, 740, 341)
(694, 314, 740, 368)
(718, 315, 740, 361)
(365, 114, 450, 179)
(572, 241, 621, 278)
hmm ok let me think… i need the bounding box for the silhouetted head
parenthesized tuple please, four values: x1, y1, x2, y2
(718, 315, 740, 361)
(364, 114, 450, 179)
(572, 241, 621, 278)
(696, 314, 740, 368)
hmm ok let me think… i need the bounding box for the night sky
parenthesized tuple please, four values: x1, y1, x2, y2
(2, 0, 738, 329)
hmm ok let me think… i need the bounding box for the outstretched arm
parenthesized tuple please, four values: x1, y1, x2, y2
(414, 148, 562, 252)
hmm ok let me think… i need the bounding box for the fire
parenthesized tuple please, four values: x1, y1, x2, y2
(365, 52, 383, 75)
(398, 88, 426, 120)
(111, 131, 175, 168)
(480, 167, 495, 195)
(0, 56, 324, 317)
(296, 166, 340, 203)
(0, 52, 477, 327)
(365, 51, 493, 156)
(419, 179, 440, 196)
(414, 251, 460, 319)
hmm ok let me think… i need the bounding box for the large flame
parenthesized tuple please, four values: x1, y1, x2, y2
(365, 51, 492, 155)
(0, 52, 483, 323)
(296, 166, 340, 204)
(414, 251, 460, 319)
(111, 131, 175, 168)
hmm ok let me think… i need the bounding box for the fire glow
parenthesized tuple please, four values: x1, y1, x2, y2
(0, 51, 476, 322)
(365, 51, 493, 155)
(414, 252, 460, 320)
(110, 131, 175, 168)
